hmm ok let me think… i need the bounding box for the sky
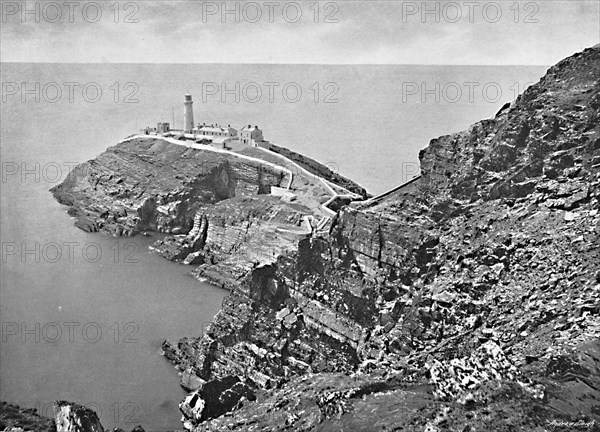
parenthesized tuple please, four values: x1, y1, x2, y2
(1, 0, 599, 65)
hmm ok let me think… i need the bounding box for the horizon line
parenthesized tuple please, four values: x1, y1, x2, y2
(0, 61, 550, 67)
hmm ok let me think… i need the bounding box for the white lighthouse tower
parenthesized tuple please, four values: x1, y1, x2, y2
(183, 94, 194, 133)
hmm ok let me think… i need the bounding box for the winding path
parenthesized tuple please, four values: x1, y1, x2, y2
(122, 135, 294, 184)
(123, 135, 363, 233)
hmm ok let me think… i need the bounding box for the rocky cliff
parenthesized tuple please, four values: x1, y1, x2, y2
(51, 137, 290, 236)
(49, 45, 600, 431)
(175, 46, 600, 431)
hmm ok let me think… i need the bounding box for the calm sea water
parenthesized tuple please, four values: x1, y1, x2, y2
(0, 63, 548, 429)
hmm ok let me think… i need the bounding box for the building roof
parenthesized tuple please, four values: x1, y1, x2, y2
(197, 126, 225, 133)
(195, 125, 237, 133)
(241, 125, 260, 132)
(212, 136, 234, 144)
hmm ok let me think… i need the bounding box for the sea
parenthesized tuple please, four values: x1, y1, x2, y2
(0, 62, 549, 430)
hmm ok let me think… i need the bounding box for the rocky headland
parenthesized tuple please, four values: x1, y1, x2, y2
(0, 401, 146, 432)
(50, 136, 365, 288)
(41, 45, 600, 431)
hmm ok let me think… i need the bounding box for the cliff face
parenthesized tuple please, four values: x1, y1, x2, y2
(335, 44, 600, 281)
(51, 137, 289, 236)
(181, 46, 600, 430)
(152, 195, 313, 288)
(49, 46, 600, 431)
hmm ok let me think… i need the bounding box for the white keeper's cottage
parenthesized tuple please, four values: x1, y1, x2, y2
(240, 125, 264, 147)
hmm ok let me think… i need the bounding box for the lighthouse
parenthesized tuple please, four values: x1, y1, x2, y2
(183, 94, 194, 133)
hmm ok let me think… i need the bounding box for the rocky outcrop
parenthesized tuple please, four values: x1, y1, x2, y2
(0, 402, 55, 432)
(0, 401, 147, 432)
(54, 401, 105, 432)
(50, 138, 288, 236)
(179, 375, 255, 429)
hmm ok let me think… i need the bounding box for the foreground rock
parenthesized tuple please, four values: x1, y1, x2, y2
(54, 401, 105, 432)
(0, 402, 54, 432)
(179, 375, 255, 429)
(0, 401, 147, 432)
(54, 401, 147, 432)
